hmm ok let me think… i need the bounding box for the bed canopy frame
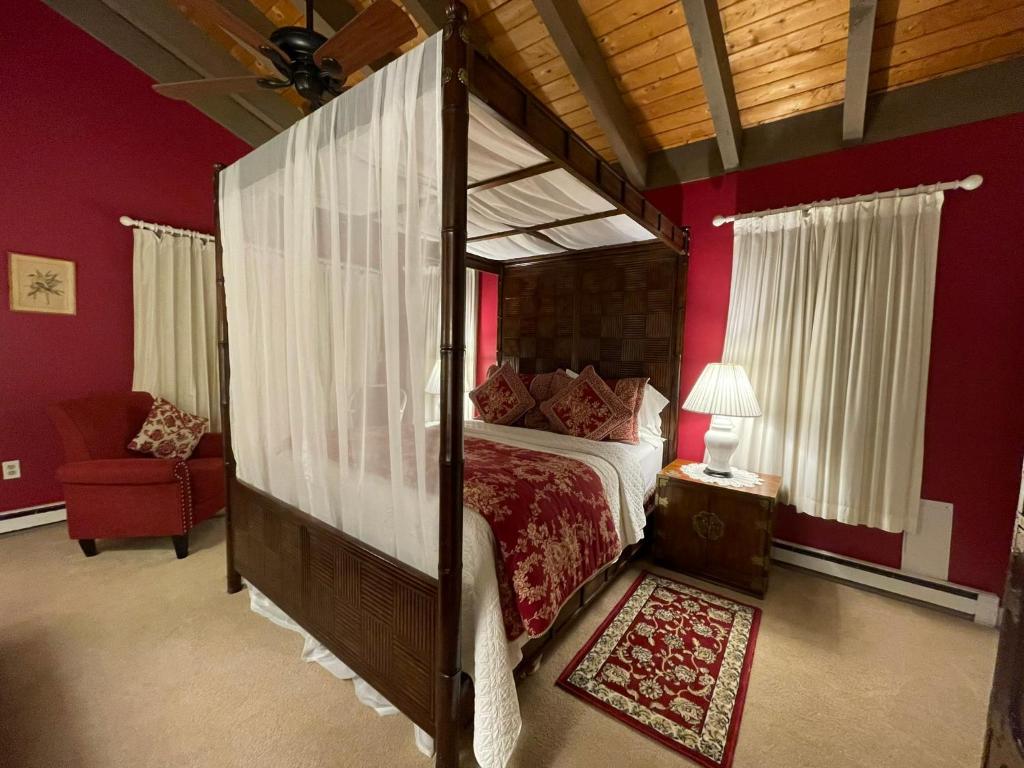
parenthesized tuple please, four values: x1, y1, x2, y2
(213, 5, 689, 766)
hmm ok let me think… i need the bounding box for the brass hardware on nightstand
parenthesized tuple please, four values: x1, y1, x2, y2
(692, 511, 724, 541)
(751, 555, 767, 568)
(692, 512, 707, 539)
(705, 512, 724, 541)
(656, 494, 669, 508)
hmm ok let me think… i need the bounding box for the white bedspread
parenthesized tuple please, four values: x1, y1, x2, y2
(248, 421, 653, 768)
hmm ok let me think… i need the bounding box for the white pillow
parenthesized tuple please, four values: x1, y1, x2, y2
(639, 384, 670, 437)
(565, 368, 669, 437)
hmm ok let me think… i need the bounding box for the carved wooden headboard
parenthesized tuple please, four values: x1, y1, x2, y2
(495, 241, 688, 464)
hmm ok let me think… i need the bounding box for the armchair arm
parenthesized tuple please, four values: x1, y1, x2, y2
(57, 458, 181, 486)
(192, 432, 223, 459)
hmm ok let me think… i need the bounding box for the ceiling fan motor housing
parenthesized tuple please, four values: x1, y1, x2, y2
(267, 26, 343, 105)
(152, 1, 416, 111)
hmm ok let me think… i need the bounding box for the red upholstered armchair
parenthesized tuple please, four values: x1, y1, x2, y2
(48, 392, 225, 559)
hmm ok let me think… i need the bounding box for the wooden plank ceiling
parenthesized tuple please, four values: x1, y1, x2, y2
(466, 0, 1024, 161)
(174, 0, 1024, 174)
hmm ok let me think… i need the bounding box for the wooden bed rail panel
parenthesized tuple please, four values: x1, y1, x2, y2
(231, 479, 439, 734)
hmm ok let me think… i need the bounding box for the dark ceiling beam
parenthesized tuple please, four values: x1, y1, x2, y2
(301, 0, 358, 31)
(645, 58, 1024, 189)
(679, 0, 742, 170)
(98, 0, 302, 133)
(533, 0, 648, 188)
(401, 0, 448, 34)
(210, 0, 283, 34)
(42, 0, 289, 146)
(843, 0, 879, 142)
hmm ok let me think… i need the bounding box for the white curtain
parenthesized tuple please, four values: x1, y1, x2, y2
(722, 191, 944, 532)
(219, 33, 442, 574)
(131, 229, 220, 429)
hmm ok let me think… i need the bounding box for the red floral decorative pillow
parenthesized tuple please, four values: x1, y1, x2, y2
(605, 377, 649, 444)
(519, 370, 572, 430)
(540, 365, 632, 440)
(469, 362, 536, 425)
(128, 397, 208, 460)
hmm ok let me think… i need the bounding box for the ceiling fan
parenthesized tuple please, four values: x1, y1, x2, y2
(154, 0, 418, 110)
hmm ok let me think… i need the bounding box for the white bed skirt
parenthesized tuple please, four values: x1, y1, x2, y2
(247, 583, 437, 758)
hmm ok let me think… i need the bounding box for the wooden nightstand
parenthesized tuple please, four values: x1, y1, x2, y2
(652, 459, 782, 598)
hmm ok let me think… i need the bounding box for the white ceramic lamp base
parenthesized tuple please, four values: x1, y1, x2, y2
(703, 415, 739, 477)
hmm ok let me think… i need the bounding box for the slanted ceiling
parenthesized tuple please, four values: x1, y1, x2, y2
(48, 0, 1024, 186)
(467, 0, 1024, 163)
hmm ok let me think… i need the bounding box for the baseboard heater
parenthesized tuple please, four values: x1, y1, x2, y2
(0, 502, 67, 535)
(771, 539, 1001, 627)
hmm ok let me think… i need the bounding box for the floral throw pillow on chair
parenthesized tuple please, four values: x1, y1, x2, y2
(128, 397, 208, 460)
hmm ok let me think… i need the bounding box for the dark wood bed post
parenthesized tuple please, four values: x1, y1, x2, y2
(666, 233, 690, 466)
(213, 162, 242, 595)
(437, 3, 469, 766)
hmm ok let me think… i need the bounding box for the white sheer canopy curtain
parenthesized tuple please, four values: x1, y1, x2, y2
(219, 34, 442, 574)
(131, 228, 220, 429)
(722, 191, 945, 532)
(424, 267, 477, 423)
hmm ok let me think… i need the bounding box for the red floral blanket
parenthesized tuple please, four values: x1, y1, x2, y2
(463, 437, 621, 640)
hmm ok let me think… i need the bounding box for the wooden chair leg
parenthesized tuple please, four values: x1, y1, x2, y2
(172, 534, 189, 560)
(78, 539, 98, 557)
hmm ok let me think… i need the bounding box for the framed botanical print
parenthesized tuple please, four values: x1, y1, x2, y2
(8, 253, 76, 315)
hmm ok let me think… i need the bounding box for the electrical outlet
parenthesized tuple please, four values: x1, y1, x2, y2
(2, 460, 21, 480)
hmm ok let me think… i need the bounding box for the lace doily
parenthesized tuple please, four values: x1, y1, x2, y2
(681, 462, 763, 489)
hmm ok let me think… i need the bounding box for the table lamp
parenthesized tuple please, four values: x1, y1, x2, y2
(682, 363, 761, 478)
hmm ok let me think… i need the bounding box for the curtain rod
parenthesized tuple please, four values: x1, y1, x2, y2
(119, 215, 215, 242)
(711, 174, 983, 227)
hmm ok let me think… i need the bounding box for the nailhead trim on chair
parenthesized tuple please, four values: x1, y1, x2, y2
(173, 460, 194, 532)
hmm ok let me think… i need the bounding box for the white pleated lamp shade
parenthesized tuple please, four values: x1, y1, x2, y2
(682, 363, 762, 418)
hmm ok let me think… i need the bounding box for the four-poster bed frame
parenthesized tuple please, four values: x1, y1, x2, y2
(214, 5, 689, 766)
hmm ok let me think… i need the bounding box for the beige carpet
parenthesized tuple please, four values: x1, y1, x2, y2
(0, 518, 997, 768)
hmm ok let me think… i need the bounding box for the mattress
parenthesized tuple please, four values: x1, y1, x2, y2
(625, 436, 665, 499)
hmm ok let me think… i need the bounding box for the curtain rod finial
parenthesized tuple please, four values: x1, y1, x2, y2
(712, 215, 729, 227)
(119, 216, 134, 227)
(959, 174, 983, 191)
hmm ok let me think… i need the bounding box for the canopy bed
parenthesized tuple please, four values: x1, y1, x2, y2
(214, 5, 689, 767)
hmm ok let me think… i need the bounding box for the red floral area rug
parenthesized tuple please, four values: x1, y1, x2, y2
(556, 572, 761, 768)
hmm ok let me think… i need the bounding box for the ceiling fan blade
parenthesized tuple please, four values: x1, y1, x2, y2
(153, 75, 280, 100)
(313, 0, 417, 76)
(173, 0, 291, 62)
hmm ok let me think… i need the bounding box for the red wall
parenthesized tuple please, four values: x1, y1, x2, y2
(476, 271, 499, 385)
(0, 1, 248, 513)
(647, 113, 1024, 595)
